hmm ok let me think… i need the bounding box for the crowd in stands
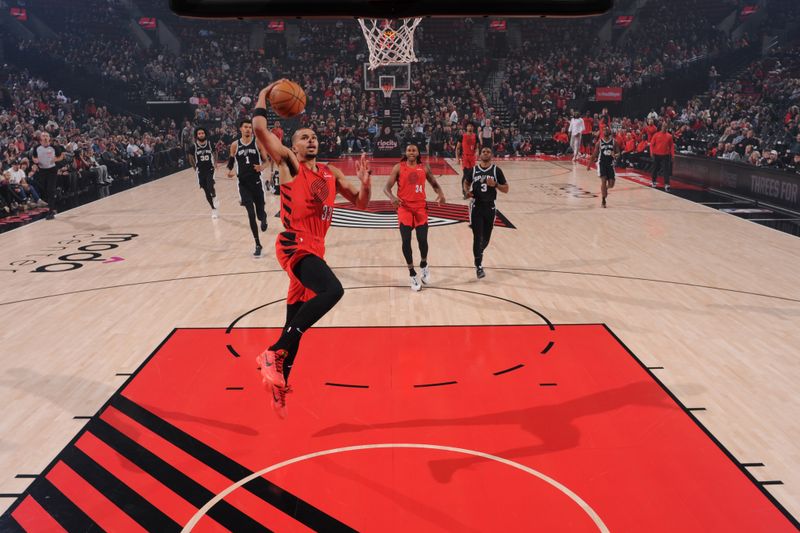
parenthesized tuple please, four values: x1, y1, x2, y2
(595, 43, 800, 173)
(2, 0, 798, 219)
(0, 67, 183, 219)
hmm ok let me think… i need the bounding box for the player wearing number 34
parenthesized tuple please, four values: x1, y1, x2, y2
(384, 144, 446, 292)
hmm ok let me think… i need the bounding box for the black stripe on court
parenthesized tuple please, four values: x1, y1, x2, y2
(14, 475, 38, 479)
(494, 364, 525, 376)
(541, 341, 554, 354)
(325, 382, 370, 389)
(88, 418, 270, 532)
(759, 481, 785, 486)
(60, 447, 180, 532)
(0, 514, 24, 532)
(226, 344, 241, 358)
(111, 395, 356, 532)
(29, 478, 100, 531)
(414, 381, 458, 388)
(493, 209, 516, 229)
(741, 463, 765, 468)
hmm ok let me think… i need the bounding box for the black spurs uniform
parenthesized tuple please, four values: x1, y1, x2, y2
(235, 137, 265, 205)
(235, 137, 268, 245)
(464, 163, 507, 267)
(194, 141, 216, 205)
(597, 137, 616, 180)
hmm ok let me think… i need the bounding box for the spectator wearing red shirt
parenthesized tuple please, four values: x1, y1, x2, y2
(624, 134, 636, 153)
(581, 111, 594, 155)
(270, 121, 284, 143)
(650, 123, 674, 191)
(553, 128, 569, 155)
(643, 118, 658, 141)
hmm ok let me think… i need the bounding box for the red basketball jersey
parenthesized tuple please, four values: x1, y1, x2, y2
(461, 133, 477, 155)
(280, 162, 336, 239)
(397, 161, 427, 207)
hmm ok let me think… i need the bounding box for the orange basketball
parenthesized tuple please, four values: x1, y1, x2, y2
(268, 80, 307, 118)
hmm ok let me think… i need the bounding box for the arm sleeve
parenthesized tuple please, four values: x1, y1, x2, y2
(227, 156, 235, 170)
(462, 168, 473, 186)
(495, 167, 507, 185)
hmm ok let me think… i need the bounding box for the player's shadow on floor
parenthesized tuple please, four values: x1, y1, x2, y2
(139, 403, 260, 436)
(314, 381, 672, 483)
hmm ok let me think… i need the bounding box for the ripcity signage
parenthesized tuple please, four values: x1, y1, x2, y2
(4, 233, 139, 273)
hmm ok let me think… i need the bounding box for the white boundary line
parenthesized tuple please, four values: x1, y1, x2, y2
(181, 442, 609, 532)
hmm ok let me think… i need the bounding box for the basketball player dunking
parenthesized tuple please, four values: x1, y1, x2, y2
(587, 127, 618, 208)
(227, 119, 270, 257)
(188, 128, 218, 219)
(383, 144, 446, 291)
(252, 82, 372, 418)
(463, 146, 509, 279)
(456, 124, 478, 199)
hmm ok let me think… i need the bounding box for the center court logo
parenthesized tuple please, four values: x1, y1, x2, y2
(532, 183, 598, 199)
(332, 201, 515, 229)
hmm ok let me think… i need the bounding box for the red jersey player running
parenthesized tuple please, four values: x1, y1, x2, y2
(456, 123, 478, 199)
(252, 81, 372, 418)
(383, 144, 446, 291)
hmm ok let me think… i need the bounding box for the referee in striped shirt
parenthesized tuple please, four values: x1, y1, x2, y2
(32, 132, 63, 219)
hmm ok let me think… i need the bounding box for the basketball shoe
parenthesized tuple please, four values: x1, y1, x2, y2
(410, 276, 422, 292)
(421, 266, 430, 285)
(256, 349, 287, 389)
(271, 384, 292, 419)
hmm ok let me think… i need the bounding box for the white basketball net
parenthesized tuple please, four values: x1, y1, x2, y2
(358, 18, 422, 70)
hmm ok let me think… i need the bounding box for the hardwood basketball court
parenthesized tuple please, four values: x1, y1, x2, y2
(0, 159, 798, 530)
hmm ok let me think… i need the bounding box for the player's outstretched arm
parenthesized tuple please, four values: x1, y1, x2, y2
(425, 165, 446, 204)
(332, 153, 371, 210)
(383, 163, 401, 207)
(252, 83, 297, 171)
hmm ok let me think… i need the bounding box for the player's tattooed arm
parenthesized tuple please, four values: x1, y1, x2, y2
(384, 163, 402, 208)
(425, 164, 446, 204)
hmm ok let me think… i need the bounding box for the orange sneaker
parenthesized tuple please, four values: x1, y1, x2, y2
(255, 349, 287, 389)
(272, 385, 292, 419)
